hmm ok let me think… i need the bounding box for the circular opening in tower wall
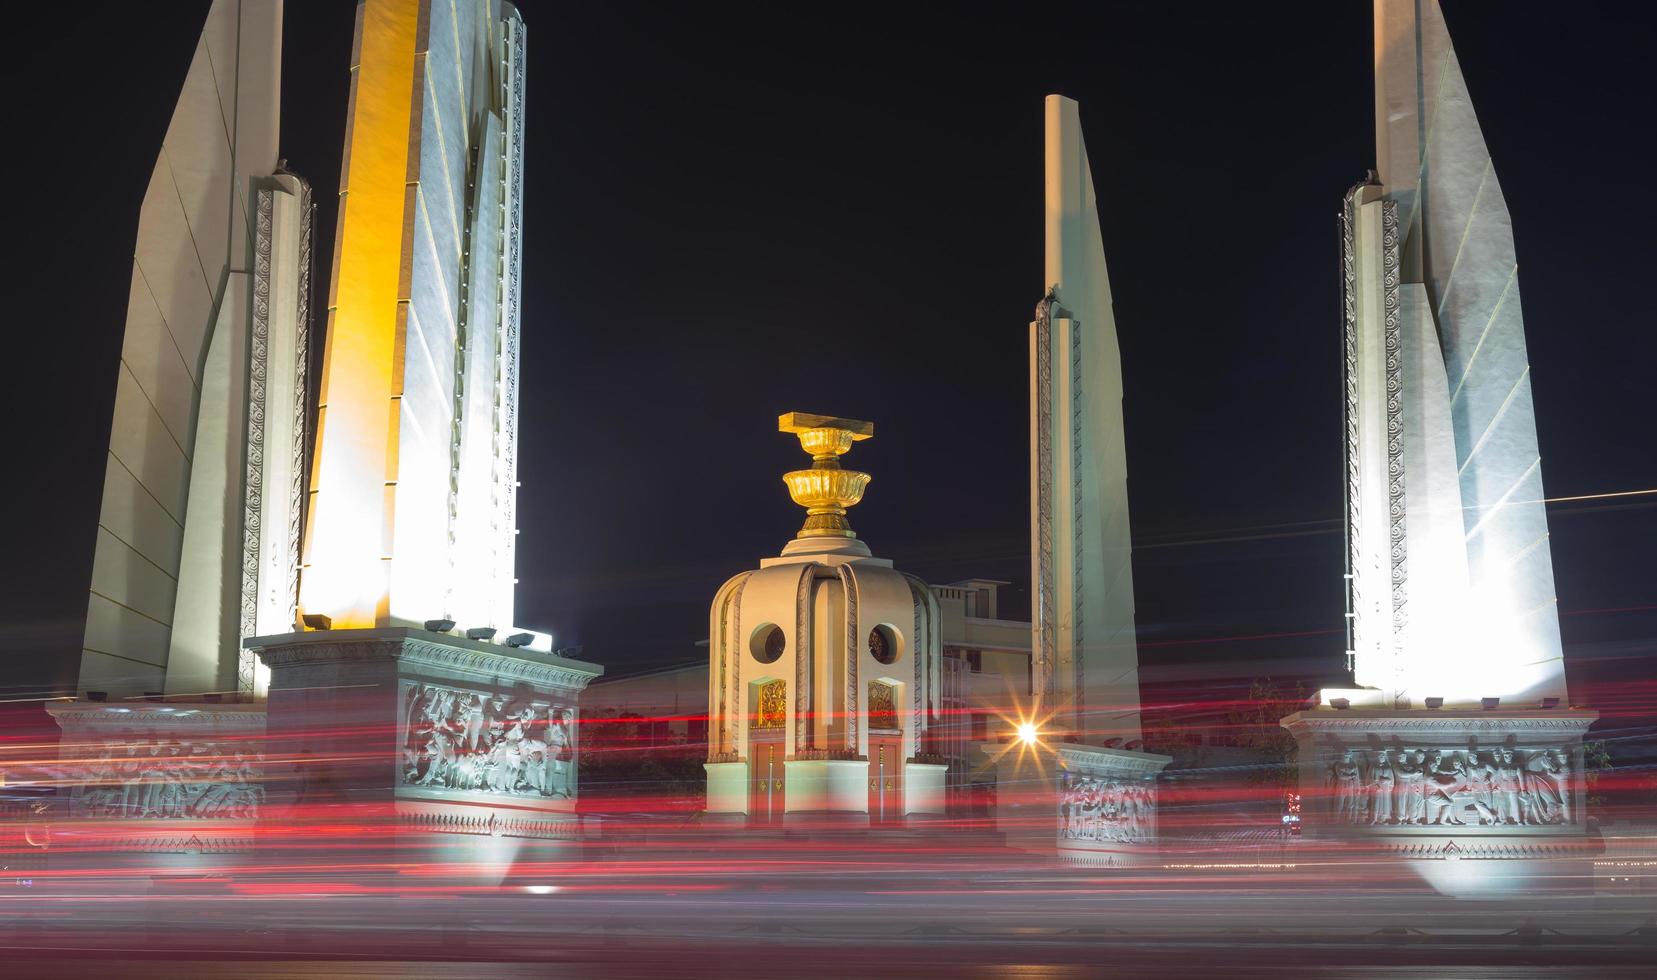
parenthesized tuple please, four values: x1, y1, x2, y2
(869, 624, 901, 665)
(751, 624, 786, 664)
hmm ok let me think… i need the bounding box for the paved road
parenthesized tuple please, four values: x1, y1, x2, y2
(3, 855, 1653, 977)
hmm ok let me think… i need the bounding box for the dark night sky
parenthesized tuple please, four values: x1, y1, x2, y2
(5, 3, 1653, 725)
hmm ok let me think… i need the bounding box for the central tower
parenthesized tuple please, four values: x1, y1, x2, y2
(704, 414, 945, 825)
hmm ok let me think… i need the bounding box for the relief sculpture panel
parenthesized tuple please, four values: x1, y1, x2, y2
(1058, 774, 1154, 843)
(66, 740, 264, 820)
(1328, 745, 1573, 827)
(400, 682, 575, 799)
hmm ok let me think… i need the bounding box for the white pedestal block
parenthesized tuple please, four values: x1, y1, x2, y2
(904, 761, 948, 816)
(982, 741, 1170, 864)
(45, 700, 268, 873)
(704, 761, 748, 814)
(1052, 743, 1170, 866)
(1281, 707, 1599, 896)
(245, 628, 602, 877)
(782, 759, 869, 813)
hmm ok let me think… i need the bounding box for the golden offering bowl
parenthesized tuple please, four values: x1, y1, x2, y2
(778, 412, 874, 539)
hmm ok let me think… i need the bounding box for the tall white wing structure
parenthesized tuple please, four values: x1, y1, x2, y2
(298, 0, 526, 635)
(1344, 0, 1567, 706)
(78, 0, 310, 700)
(1030, 96, 1141, 742)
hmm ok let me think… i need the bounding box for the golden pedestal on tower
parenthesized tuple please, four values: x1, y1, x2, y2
(777, 413, 877, 559)
(779, 412, 874, 539)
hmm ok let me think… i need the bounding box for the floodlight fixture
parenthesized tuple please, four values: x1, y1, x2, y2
(505, 632, 536, 648)
(1538, 697, 1560, 709)
(1330, 698, 1351, 710)
(1424, 697, 1444, 709)
(87, 691, 107, 703)
(302, 613, 333, 631)
(424, 618, 456, 633)
(466, 627, 498, 641)
(1481, 697, 1501, 710)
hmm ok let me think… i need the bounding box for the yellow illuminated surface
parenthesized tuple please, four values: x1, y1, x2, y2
(299, 0, 418, 628)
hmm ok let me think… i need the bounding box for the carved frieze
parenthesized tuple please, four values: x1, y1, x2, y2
(62, 739, 264, 820)
(1326, 744, 1574, 828)
(1058, 773, 1155, 844)
(399, 681, 575, 799)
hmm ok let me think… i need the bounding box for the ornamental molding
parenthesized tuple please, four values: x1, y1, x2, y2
(48, 704, 267, 733)
(80, 834, 254, 855)
(838, 564, 859, 752)
(251, 634, 600, 692)
(729, 575, 747, 755)
(794, 562, 815, 751)
(495, 14, 527, 629)
(711, 571, 750, 759)
(1340, 181, 1364, 667)
(1070, 321, 1085, 718)
(1281, 712, 1596, 738)
(287, 178, 313, 641)
(399, 809, 581, 841)
(1056, 743, 1172, 777)
(1033, 288, 1057, 707)
(792, 748, 864, 762)
(240, 184, 274, 683)
(909, 578, 923, 735)
(1381, 197, 1407, 692)
(1379, 839, 1581, 861)
(901, 572, 938, 725)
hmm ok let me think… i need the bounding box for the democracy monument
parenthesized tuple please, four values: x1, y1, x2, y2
(1020, 95, 1168, 859)
(48, 0, 599, 870)
(703, 413, 947, 825)
(30, 0, 1599, 892)
(1280, 0, 1597, 892)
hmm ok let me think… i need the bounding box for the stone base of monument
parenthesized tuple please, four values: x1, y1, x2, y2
(1052, 743, 1170, 867)
(245, 628, 602, 884)
(981, 741, 1170, 866)
(43, 699, 267, 878)
(1281, 705, 1599, 897)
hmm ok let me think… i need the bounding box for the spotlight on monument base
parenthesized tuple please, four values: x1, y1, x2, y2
(301, 613, 332, 631)
(466, 627, 498, 642)
(1538, 697, 1560, 709)
(1424, 697, 1444, 709)
(1330, 698, 1351, 710)
(505, 632, 536, 648)
(1481, 697, 1501, 711)
(424, 618, 456, 633)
